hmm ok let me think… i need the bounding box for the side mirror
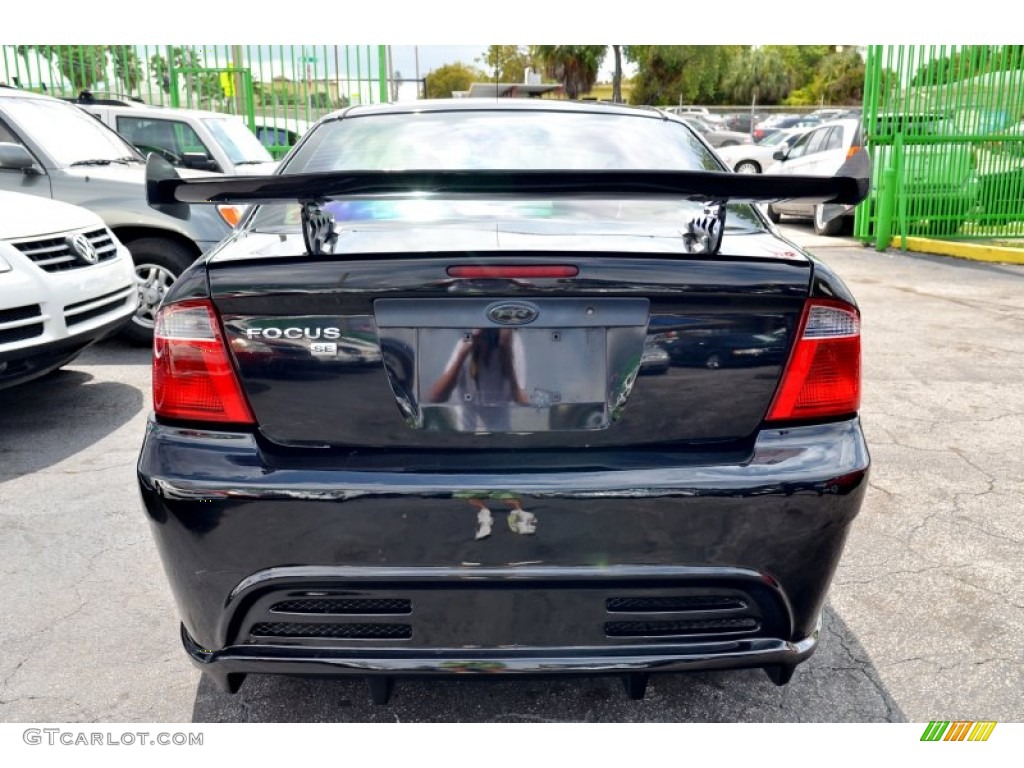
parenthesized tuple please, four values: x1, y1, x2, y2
(182, 152, 219, 172)
(772, 149, 788, 161)
(0, 142, 40, 174)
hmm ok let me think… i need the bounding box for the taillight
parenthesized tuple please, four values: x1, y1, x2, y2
(766, 299, 860, 423)
(845, 145, 861, 160)
(153, 299, 255, 425)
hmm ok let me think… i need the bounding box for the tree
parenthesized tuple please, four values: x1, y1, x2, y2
(149, 47, 222, 105)
(784, 48, 866, 106)
(425, 62, 484, 99)
(109, 46, 141, 95)
(481, 45, 536, 83)
(17, 45, 108, 92)
(625, 46, 741, 106)
(611, 45, 623, 103)
(531, 45, 606, 99)
(723, 47, 791, 107)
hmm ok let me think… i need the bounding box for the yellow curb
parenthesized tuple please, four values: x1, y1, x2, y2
(889, 236, 1024, 265)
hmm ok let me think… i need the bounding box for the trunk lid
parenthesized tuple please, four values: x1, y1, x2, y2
(210, 227, 810, 450)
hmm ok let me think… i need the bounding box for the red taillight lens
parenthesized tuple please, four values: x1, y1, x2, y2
(153, 299, 255, 425)
(766, 299, 860, 423)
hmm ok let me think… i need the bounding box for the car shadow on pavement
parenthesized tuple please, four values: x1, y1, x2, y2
(0, 366, 144, 482)
(191, 605, 905, 723)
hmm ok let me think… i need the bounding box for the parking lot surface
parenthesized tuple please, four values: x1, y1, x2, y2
(1, 225, 1022, 722)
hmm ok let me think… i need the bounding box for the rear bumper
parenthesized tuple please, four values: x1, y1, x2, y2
(138, 418, 868, 680)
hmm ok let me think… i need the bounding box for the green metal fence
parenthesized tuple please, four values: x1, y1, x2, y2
(0, 45, 390, 158)
(857, 45, 1024, 244)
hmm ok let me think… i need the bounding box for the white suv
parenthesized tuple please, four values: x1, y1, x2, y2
(80, 100, 279, 176)
(0, 191, 137, 389)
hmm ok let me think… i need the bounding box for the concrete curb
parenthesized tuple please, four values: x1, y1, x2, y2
(888, 236, 1024, 265)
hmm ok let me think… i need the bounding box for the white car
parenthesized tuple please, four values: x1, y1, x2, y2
(716, 128, 813, 174)
(0, 191, 137, 389)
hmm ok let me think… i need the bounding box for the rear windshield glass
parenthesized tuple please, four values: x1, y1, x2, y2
(248, 109, 763, 233)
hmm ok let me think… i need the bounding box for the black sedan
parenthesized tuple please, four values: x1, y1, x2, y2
(138, 100, 869, 704)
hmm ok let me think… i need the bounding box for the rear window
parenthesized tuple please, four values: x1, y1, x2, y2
(247, 109, 769, 234)
(286, 110, 720, 173)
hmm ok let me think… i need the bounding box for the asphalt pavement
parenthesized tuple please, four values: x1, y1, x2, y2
(1, 223, 1021, 722)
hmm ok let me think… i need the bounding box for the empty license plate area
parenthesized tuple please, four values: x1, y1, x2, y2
(375, 298, 650, 433)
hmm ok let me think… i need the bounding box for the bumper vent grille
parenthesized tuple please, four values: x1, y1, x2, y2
(64, 286, 134, 327)
(606, 596, 746, 613)
(12, 228, 118, 272)
(0, 322, 44, 344)
(271, 598, 412, 615)
(0, 304, 42, 324)
(251, 622, 412, 640)
(605, 618, 760, 638)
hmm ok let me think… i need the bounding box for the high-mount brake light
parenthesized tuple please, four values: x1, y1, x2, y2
(447, 265, 579, 278)
(152, 300, 255, 424)
(766, 299, 860, 423)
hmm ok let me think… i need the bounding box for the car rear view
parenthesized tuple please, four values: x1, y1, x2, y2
(137, 101, 869, 703)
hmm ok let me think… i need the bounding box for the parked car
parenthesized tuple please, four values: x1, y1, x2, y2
(768, 115, 979, 236)
(0, 191, 136, 389)
(753, 114, 821, 142)
(252, 116, 311, 159)
(674, 115, 752, 148)
(0, 86, 233, 342)
(138, 99, 869, 703)
(81, 101, 279, 176)
(716, 128, 813, 174)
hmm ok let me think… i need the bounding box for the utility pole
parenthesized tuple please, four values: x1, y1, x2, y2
(414, 46, 420, 99)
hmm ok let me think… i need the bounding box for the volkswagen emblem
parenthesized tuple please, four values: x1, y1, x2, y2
(68, 233, 99, 265)
(486, 302, 539, 326)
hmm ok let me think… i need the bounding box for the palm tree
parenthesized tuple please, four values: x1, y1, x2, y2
(532, 45, 606, 100)
(724, 47, 791, 129)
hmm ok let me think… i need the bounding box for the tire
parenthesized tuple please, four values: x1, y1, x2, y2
(122, 238, 196, 346)
(734, 160, 761, 174)
(813, 204, 844, 236)
(766, 205, 782, 224)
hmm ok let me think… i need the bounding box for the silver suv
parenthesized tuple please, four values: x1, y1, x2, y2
(0, 86, 234, 342)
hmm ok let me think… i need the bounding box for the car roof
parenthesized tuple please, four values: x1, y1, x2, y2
(322, 99, 667, 123)
(87, 102, 236, 121)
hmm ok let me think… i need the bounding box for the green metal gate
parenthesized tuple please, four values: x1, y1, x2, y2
(858, 45, 1024, 244)
(1, 45, 390, 158)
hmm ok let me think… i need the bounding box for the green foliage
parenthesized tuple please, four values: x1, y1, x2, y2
(108, 45, 141, 95)
(723, 47, 791, 106)
(425, 62, 484, 99)
(783, 48, 865, 106)
(531, 45, 606, 99)
(910, 45, 1024, 87)
(625, 46, 741, 106)
(481, 46, 536, 83)
(18, 44, 109, 92)
(149, 47, 222, 102)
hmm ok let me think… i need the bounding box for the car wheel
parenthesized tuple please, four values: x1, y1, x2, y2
(734, 160, 761, 174)
(122, 238, 195, 346)
(705, 353, 721, 370)
(766, 205, 782, 224)
(813, 204, 844, 236)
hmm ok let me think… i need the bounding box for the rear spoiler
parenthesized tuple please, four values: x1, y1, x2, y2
(147, 151, 869, 255)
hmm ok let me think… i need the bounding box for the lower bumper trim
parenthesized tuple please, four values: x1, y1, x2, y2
(182, 618, 820, 680)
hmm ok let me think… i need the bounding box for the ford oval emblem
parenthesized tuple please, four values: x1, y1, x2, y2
(487, 302, 540, 326)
